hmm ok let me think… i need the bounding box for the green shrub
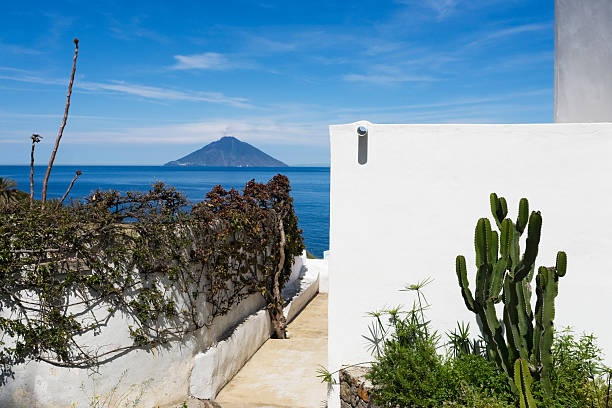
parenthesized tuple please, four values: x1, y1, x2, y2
(367, 315, 515, 407)
(365, 281, 515, 407)
(367, 315, 453, 406)
(364, 282, 611, 407)
(449, 354, 514, 405)
(535, 328, 611, 408)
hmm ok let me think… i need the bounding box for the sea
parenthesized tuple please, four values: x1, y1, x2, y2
(0, 166, 330, 257)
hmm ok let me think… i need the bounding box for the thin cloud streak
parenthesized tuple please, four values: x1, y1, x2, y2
(467, 23, 552, 48)
(336, 89, 551, 113)
(343, 73, 439, 84)
(171, 52, 231, 70)
(0, 69, 252, 108)
(0, 41, 41, 55)
(41, 118, 329, 146)
(79, 81, 252, 107)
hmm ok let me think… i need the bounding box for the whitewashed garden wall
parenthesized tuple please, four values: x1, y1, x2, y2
(0, 254, 314, 408)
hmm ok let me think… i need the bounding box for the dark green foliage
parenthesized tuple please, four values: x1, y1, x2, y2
(0, 178, 27, 209)
(367, 317, 455, 407)
(366, 284, 514, 408)
(363, 282, 611, 408)
(0, 175, 304, 383)
(455, 193, 566, 397)
(535, 329, 611, 408)
(449, 354, 515, 407)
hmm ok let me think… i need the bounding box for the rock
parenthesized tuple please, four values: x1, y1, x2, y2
(339, 366, 380, 408)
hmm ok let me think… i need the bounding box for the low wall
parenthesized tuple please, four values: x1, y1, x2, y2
(0, 255, 307, 408)
(328, 121, 612, 407)
(189, 253, 319, 400)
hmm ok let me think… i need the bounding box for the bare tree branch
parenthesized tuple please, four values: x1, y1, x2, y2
(41, 38, 79, 207)
(29, 134, 42, 208)
(59, 170, 82, 205)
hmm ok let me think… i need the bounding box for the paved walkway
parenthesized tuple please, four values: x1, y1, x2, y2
(215, 293, 328, 408)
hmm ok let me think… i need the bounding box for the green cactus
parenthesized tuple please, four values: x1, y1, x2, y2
(454, 193, 567, 399)
(514, 358, 537, 408)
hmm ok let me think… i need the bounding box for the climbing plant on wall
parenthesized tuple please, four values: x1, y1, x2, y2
(0, 175, 304, 384)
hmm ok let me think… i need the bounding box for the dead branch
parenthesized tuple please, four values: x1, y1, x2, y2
(59, 170, 82, 205)
(41, 38, 79, 207)
(29, 134, 42, 208)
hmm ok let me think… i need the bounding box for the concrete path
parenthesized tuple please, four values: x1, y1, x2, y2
(215, 293, 328, 408)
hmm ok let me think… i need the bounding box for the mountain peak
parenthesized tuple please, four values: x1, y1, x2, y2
(219, 136, 239, 142)
(164, 136, 288, 167)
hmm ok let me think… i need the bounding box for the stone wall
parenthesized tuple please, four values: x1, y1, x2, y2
(339, 367, 379, 408)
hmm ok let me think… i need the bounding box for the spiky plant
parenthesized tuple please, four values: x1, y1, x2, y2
(455, 193, 566, 398)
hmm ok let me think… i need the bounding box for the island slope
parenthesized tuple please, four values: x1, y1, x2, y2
(165, 136, 288, 167)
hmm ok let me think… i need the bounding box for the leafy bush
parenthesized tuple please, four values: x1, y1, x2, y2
(0, 175, 304, 384)
(364, 283, 611, 407)
(365, 282, 514, 407)
(535, 328, 611, 408)
(367, 311, 453, 406)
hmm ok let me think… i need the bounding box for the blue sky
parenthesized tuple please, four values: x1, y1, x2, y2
(0, 0, 554, 165)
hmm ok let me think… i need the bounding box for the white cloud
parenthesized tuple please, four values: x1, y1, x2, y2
(171, 52, 231, 70)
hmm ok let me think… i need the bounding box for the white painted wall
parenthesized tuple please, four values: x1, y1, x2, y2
(555, 0, 612, 122)
(329, 121, 612, 406)
(0, 255, 306, 408)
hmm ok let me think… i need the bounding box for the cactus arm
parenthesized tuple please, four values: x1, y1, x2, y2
(500, 218, 513, 260)
(500, 197, 508, 222)
(510, 226, 521, 272)
(483, 300, 514, 388)
(538, 266, 559, 397)
(516, 198, 529, 236)
(516, 280, 535, 355)
(489, 230, 499, 264)
(514, 358, 537, 408)
(456, 255, 475, 312)
(489, 258, 506, 301)
(533, 270, 544, 368)
(490, 193, 499, 223)
(514, 211, 542, 281)
(490, 193, 508, 229)
(475, 264, 491, 306)
(556, 251, 567, 277)
(475, 218, 492, 267)
(504, 278, 528, 361)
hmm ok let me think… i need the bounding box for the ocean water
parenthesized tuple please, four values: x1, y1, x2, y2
(0, 166, 330, 257)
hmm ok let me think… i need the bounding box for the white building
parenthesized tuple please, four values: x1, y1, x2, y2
(328, 1, 612, 406)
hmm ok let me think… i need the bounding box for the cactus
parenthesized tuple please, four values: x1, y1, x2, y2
(514, 358, 537, 408)
(455, 193, 566, 398)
